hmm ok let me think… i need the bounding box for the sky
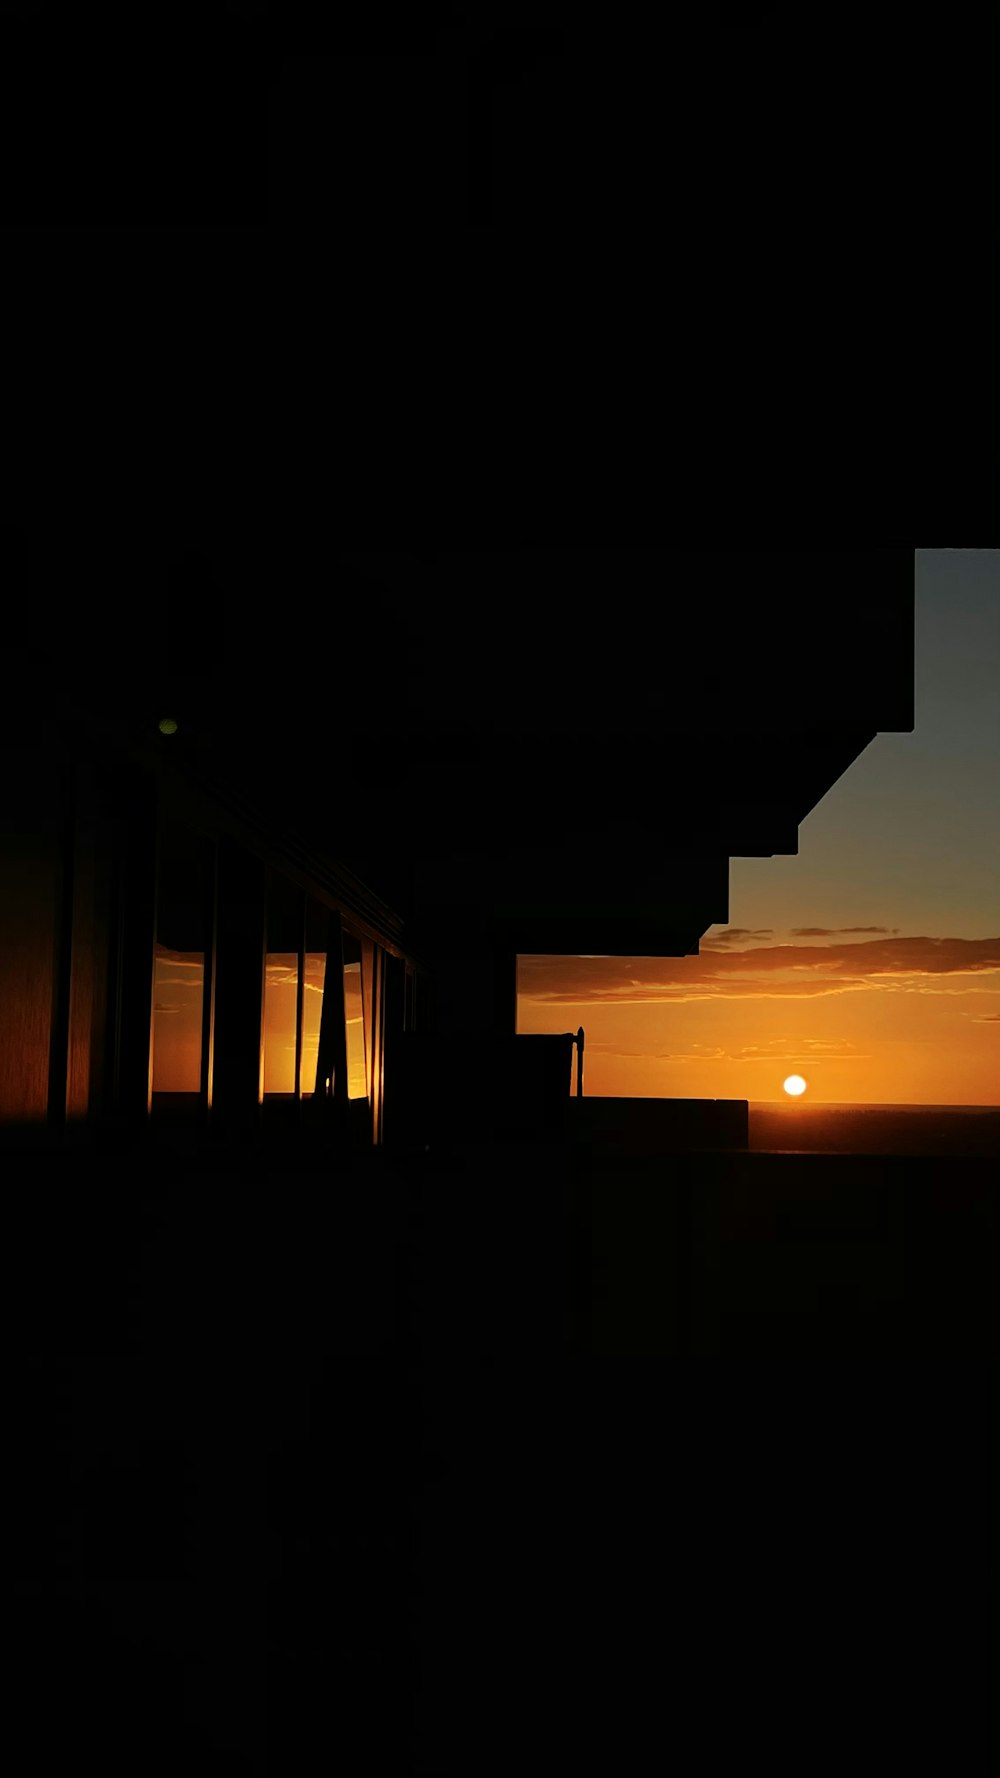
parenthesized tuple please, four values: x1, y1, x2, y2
(518, 551, 1000, 1106)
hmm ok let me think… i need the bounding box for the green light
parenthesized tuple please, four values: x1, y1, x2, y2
(158, 717, 178, 735)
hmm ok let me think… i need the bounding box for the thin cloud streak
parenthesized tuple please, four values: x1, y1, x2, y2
(702, 927, 774, 947)
(790, 925, 897, 937)
(519, 936, 1000, 1006)
(592, 1043, 872, 1064)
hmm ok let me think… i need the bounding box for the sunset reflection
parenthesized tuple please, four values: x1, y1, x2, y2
(344, 959, 367, 1099)
(300, 951, 326, 1097)
(152, 945, 203, 1094)
(263, 952, 298, 1096)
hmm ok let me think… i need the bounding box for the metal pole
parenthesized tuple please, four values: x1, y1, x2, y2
(576, 1025, 584, 1097)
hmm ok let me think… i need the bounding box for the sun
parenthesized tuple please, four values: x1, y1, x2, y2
(783, 1074, 807, 1096)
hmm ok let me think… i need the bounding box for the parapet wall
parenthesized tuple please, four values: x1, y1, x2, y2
(567, 1094, 749, 1154)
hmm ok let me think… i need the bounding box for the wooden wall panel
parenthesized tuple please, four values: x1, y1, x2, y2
(0, 725, 67, 1129)
(0, 832, 58, 1124)
(65, 758, 100, 1122)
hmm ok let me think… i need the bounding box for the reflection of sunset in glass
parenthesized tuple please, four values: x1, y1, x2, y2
(152, 946, 203, 1092)
(344, 961, 367, 1099)
(783, 1074, 807, 1096)
(300, 952, 326, 1096)
(263, 953, 298, 1095)
(262, 947, 366, 1099)
(264, 952, 336, 1096)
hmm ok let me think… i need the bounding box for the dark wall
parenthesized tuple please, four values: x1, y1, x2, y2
(0, 695, 166, 1137)
(0, 12, 264, 224)
(0, 744, 63, 1123)
(65, 753, 101, 1123)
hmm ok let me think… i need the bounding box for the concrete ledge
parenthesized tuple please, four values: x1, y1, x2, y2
(568, 1095, 748, 1153)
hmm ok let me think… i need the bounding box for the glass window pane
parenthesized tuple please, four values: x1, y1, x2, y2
(152, 944, 204, 1093)
(264, 953, 298, 1096)
(344, 962, 367, 1099)
(301, 950, 326, 1097)
(361, 937, 374, 1083)
(343, 931, 367, 1100)
(152, 815, 208, 1102)
(264, 872, 303, 1099)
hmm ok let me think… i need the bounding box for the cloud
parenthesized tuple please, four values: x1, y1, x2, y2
(590, 1035, 870, 1064)
(518, 935, 1000, 1006)
(702, 927, 774, 947)
(706, 1037, 866, 1063)
(969, 1011, 1000, 1023)
(590, 1041, 729, 1062)
(735, 1038, 863, 1058)
(789, 926, 892, 937)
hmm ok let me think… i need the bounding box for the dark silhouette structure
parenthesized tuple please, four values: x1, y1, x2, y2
(1, 538, 914, 1139)
(3, 539, 993, 1776)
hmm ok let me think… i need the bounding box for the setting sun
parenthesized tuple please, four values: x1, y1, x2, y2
(783, 1075, 807, 1096)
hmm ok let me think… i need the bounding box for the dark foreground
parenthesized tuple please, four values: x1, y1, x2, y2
(7, 1130, 996, 1775)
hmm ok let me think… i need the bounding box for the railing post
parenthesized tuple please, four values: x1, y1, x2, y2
(576, 1026, 584, 1098)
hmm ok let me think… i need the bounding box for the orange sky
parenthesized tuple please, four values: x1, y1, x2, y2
(518, 552, 1000, 1107)
(517, 932, 1000, 1105)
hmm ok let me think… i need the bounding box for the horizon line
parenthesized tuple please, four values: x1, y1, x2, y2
(749, 1100, 999, 1111)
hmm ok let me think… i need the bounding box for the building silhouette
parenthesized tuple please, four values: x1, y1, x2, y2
(0, 539, 915, 1150)
(3, 541, 992, 1777)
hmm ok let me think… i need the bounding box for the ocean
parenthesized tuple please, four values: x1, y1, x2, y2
(749, 1101, 1000, 1156)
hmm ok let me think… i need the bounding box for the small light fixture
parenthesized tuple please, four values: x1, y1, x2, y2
(158, 717, 178, 735)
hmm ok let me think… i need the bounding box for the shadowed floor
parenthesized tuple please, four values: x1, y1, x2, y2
(6, 1134, 995, 1773)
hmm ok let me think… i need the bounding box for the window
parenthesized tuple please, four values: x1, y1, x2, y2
(263, 881, 342, 1102)
(301, 896, 328, 1098)
(343, 930, 368, 1100)
(261, 885, 372, 1108)
(151, 817, 211, 1107)
(152, 946, 204, 1094)
(263, 951, 299, 1096)
(263, 873, 303, 1098)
